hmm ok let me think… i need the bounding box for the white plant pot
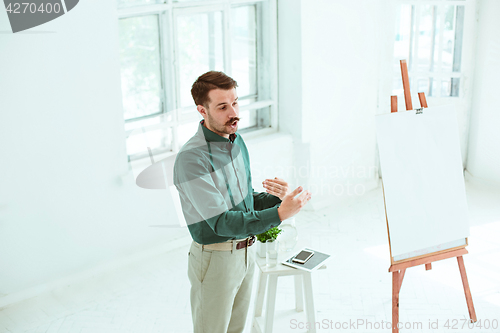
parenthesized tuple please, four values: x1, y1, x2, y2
(256, 241, 267, 258)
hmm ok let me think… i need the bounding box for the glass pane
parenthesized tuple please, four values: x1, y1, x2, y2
(394, 5, 411, 69)
(239, 109, 257, 130)
(126, 127, 172, 156)
(119, 15, 163, 121)
(429, 78, 438, 97)
(124, 113, 172, 132)
(239, 106, 270, 131)
(394, 4, 412, 93)
(236, 97, 256, 130)
(117, 0, 164, 9)
(416, 5, 438, 72)
(417, 78, 429, 96)
(177, 11, 224, 108)
(441, 5, 455, 72)
(431, 7, 440, 72)
(408, 5, 416, 71)
(451, 78, 460, 97)
(238, 97, 257, 107)
(125, 114, 173, 156)
(257, 106, 271, 128)
(231, 5, 257, 98)
(441, 78, 451, 97)
(392, 75, 403, 96)
(452, 6, 465, 72)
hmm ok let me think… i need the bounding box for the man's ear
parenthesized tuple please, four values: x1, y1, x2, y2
(197, 105, 207, 118)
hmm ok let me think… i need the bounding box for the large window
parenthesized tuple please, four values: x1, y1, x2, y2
(118, 0, 277, 162)
(393, 0, 466, 98)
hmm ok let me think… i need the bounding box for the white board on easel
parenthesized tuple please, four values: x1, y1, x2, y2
(375, 104, 470, 261)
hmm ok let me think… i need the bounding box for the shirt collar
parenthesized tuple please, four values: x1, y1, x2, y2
(199, 119, 237, 143)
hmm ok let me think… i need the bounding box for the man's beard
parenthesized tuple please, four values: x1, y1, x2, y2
(207, 111, 240, 135)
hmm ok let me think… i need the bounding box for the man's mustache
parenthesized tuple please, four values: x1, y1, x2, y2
(226, 117, 240, 125)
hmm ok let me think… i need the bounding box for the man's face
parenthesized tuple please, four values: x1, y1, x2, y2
(198, 88, 239, 139)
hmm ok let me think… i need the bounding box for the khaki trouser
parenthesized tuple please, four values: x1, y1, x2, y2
(188, 240, 255, 333)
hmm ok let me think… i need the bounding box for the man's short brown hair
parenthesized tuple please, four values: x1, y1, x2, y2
(191, 71, 238, 108)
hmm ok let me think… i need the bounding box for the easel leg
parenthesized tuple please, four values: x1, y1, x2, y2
(392, 271, 400, 332)
(457, 256, 477, 322)
(399, 269, 405, 292)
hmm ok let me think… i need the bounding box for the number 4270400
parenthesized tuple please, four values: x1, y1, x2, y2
(6, 3, 62, 14)
(444, 319, 498, 330)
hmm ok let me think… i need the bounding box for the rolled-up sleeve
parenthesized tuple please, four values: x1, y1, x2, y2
(252, 191, 282, 211)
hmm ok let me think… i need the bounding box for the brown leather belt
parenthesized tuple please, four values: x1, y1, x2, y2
(236, 235, 256, 250)
(197, 236, 256, 251)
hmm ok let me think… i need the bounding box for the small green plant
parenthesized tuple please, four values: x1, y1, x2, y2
(256, 226, 282, 243)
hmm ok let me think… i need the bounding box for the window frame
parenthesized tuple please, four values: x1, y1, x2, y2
(118, 0, 278, 162)
(392, 0, 470, 99)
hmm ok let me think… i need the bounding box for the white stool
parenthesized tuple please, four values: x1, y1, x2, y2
(252, 255, 326, 333)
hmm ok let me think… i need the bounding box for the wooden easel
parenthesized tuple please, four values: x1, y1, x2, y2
(385, 60, 477, 332)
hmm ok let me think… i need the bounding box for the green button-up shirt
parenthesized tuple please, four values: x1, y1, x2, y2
(173, 120, 282, 245)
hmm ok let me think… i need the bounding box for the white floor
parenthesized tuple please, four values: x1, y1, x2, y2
(1, 180, 499, 333)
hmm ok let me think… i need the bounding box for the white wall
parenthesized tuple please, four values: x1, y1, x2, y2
(246, 133, 295, 192)
(0, 0, 293, 305)
(278, 0, 383, 208)
(466, 0, 500, 184)
(0, 0, 191, 304)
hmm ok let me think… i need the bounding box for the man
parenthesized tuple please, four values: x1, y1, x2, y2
(173, 71, 311, 333)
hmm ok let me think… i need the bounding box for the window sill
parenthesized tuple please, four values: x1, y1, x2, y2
(124, 127, 289, 182)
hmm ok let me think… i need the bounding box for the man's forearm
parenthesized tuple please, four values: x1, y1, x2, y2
(252, 191, 282, 211)
(208, 206, 281, 238)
